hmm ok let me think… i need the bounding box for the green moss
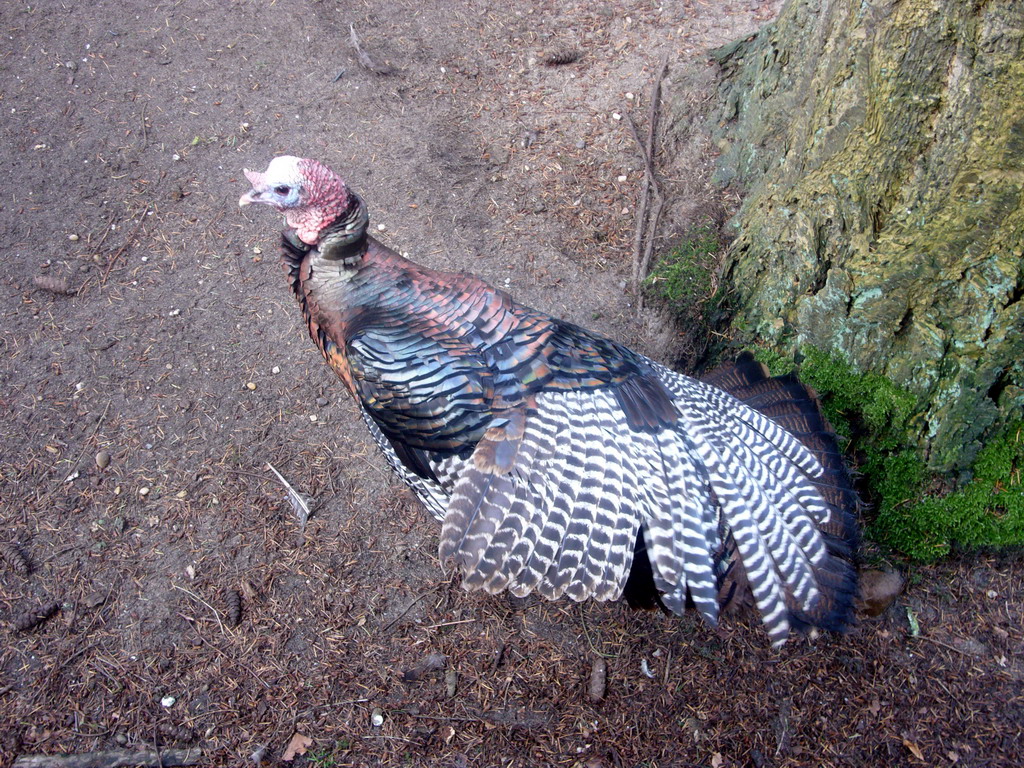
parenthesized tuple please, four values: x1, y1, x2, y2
(786, 347, 1024, 561)
(873, 422, 1024, 560)
(751, 347, 796, 377)
(644, 223, 720, 318)
(799, 346, 917, 452)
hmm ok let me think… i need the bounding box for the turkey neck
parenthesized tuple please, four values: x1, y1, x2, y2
(316, 190, 369, 266)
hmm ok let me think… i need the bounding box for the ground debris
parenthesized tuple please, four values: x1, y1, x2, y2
(280, 733, 312, 762)
(266, 462, 314, 529)
(478, 706, 553, 731)
(402, 652, 446, 683)
(158, 723, 195, 744)
(349, 24, 395, 75)
(588, 657, 607, 702)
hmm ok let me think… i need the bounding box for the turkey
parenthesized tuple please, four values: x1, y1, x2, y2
(239, 156, 859, 646)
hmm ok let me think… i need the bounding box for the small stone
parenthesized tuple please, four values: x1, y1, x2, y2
(246, 382, 257, 391)
(95, 450, 111, 469)
(371, 708, 384, 727)
(168, 308, 181, 317)
(139, 487, 150, 497)
(315, 397, 329, 407)
(612, 112, 622, 121)
(445, 668, 458, 698)
(987, 589, 998, 598)
(172, 153, 181, 161)
(858, 569, 904, 617)
(377, 223, 386, 231)
(68, 234, 80, 242)
(309, 415, 318, 423)
(160, 696, 176, 708)
(272, 366, 281, 374)
(113, 732, 128, 746)
(617, 175, 627, 182)
(253, 247, 262, 255)
(84, 590, 106, 609)
(575, 140, 586, 149)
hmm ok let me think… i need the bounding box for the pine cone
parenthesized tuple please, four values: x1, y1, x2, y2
(0, 543, 30, 576)
(32, 275, 76, 295)
(12, 602, 59, 632)
(225, 588, 242, 627)
(541, 49, 581, 66)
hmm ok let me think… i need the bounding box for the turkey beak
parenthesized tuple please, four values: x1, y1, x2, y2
(239, 168, 266, 207)
(238, 189, 262, 207)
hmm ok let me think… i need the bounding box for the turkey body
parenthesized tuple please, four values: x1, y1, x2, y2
(242, 157, 858, 646)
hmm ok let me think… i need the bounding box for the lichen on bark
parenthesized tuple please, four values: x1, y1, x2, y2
(704, 0, 1024, 471)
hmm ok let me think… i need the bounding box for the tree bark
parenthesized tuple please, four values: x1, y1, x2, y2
(703, 0, 1023, 471)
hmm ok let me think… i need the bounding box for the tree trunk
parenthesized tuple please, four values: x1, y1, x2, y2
(702, 0, 1023, 471)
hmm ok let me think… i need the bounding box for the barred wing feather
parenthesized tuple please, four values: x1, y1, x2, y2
(365, 358, 855, 646)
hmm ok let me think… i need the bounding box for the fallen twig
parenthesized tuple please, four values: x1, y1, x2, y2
(12, 748, 201, 768)
(629, 54, 670, 297)
(172, 583, 226, 634)
(381, 585, 441, 633)
(918, 634, 981, 658)
(628, 110, 653, 290)
(99, 208, 150, 287)
(178, 613, 271, 689)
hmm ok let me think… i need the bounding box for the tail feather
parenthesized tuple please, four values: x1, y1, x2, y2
(700, 353, 860, 634)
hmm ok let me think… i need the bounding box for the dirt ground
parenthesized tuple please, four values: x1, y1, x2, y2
(1, 1, 1022, 766)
